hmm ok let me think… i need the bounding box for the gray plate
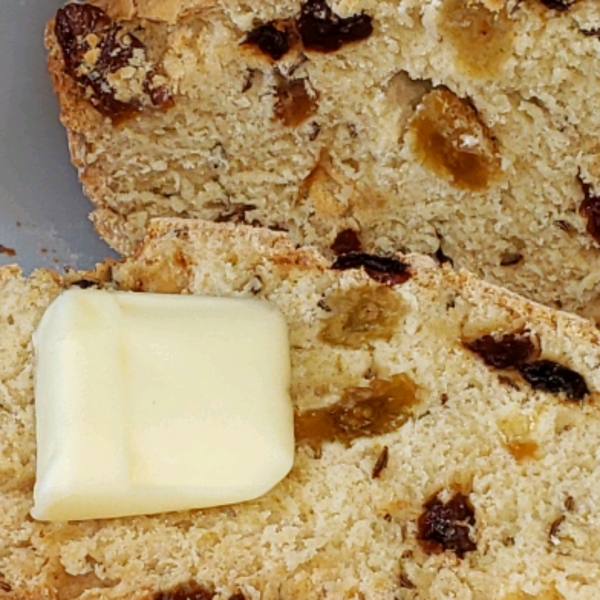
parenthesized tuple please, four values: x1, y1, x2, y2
(0, 0, 117, 274)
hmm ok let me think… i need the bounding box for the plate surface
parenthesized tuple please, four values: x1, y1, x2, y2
(0, 0, 117, 273)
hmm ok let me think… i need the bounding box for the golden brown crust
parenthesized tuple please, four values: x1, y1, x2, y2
(142, 219, 600, 347)
(87, 0, 214, 23)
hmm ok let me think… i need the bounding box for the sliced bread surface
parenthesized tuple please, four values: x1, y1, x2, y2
(46, 0, 600, 318)
(0, 220, 599, 599)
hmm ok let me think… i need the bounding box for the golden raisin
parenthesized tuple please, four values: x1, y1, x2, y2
(295, 373, 419, 449)
(439, 0, 515, 80)
(498, 412, 539, 462)
(274, 77, 318, 127)
(506, 440, 539, 462)
(319, 286, 406, 348)
(408, 89, 501, 191)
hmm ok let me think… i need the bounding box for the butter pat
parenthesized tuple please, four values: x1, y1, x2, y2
(31, 289, 294, 521)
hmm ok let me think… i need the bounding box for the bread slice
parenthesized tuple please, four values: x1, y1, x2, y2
(1, 219, 600, 599)
(45, 0, 600, 319)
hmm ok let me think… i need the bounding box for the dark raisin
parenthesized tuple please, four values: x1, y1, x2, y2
(549, 515, 565, 542)
(500, 252, 523, 266)
(555, 220, 575, 233)
(538, 0, 575, 10)
(0, 245, 16, 257)
(580, 27, 600, 37)
(331, 229, 362, 255)
(54, 4, 171, 119)
(243, 22, 291, 60)
(434, 245, 453, 266)
(417, 492, 477, 558)
(147, 82, 175, 110)
(399, 572, 415, 589)
(517, 360, 589, 401)
(564, 495, 575, 511)
(466, 332, 535, 369)
(317, 298, 332, 312)
(372, 445, 389, 479)
(154, 582, 215, 600)
(331, 253, 411, 285)
(578, 176, 600, 245)
(296, 0, 373, 53)
(70, 279, 98, 289)
(0, 581, 11, 592)
(228, 595, 246, 600)
(241, 70, 255, 93)
(308, 121, 321, 141)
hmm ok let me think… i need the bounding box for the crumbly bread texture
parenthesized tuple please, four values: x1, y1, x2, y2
(1, 219, 600, 599)
(46, 0, 600, 319)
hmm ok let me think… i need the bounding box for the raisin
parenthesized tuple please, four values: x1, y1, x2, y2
(243, 22, 292, 60)
(331, 229, 362, 255)
(274, 77, 318, 127)
(578, 176, 600, 245)
(580, 27, 600, 38)
(331, 253, 411, 285)
(556, 220, 575, 233)
(54, 4, 172, 120)
(295, 374, 419, 449)
(408, 89, 501, 191)
(228, 595, 246, 600)
(506, 440, 539, 462)
(434, 245, 453, 266)
(399, 572, 415, 589)
(69, 279, 98, 289)
(417, 492, 477, 558)
(517, 360, 589, 401)
(548, 515, 565, 543)
(296, 0, 373, 53)
(308, 121, 321, 141)
(539, 0, 575, 10)
(319, 286, 406, 348)
(147, 82, 175, 110)
(372, 445, 389, 478)
(0, 245, 16, 257)
(500, 252, 523, 267)
(466, 332, 535, 369)
(154, 582, 215, 600)
(439, 0, 514, 80)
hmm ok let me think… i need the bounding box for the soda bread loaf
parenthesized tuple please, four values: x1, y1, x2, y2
(45, 0, 600, 318)
(1, 219, 600, 598)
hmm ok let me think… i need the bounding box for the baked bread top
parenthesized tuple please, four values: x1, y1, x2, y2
(46, 0, 600, 318)
(0, 220, 599, 599)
